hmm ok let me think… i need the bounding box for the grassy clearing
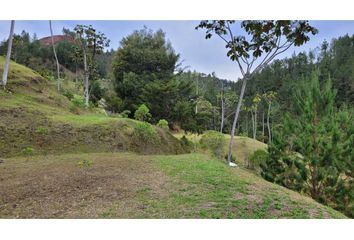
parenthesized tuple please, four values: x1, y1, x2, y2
(0, 152, 345, 218)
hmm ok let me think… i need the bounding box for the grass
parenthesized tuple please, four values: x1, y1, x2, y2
(0, 59, 186, 157)
(173, 132, 267, 166)
(0, 152, 345, 218)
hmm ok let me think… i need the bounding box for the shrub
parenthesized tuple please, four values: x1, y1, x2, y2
(248, 149, 268, 172)
(157, 119, 169, 129)
(180, 135, 194, 152)
(120, 110, 131, 118)
(200, 131, 226, 159)
(71, 94, 85, 108)
(62, 90, 74, 100)
(21, 147, 34, 156)
(134, 104, 152, 122)
(35, 126, 48, 135)
(132, 122, 158, 144)
(78, 159, 93, 168)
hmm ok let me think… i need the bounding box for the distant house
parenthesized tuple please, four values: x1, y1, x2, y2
(38, 35, 75, 46)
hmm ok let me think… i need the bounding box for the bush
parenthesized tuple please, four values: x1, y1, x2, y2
(248, 149, 268, 172)
(157, 119, 169, 129)
(180, 135, 195, 152)
(120, 110, 131, 118)
(71, 94, 85, 108)
(134, 104, 152, 122)
(62, 90, 74, 100)
(132, 122, 158, 145)
(200, 131, 226, 159)
(21, 147, 34, 156)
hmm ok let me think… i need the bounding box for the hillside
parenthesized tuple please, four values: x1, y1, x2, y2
(0, 59, 347, 218)
(0, 57, 186, 157)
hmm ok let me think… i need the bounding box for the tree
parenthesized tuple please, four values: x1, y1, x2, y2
(196, 20, 318, 164)
(74, 25, 110, 107)
(261, 73, 353, 217)
(262, 91, 277, 143)
(250, 93, 262, 139)
(112, 28, 179, 112)
(218, 88, 238, 133)
(49, 20, 61, 91)
(1, 20, 15, 88)
(134, 104, 152, 122)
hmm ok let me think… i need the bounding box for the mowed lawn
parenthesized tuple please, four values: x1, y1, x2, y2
(0, 152, 345, 218)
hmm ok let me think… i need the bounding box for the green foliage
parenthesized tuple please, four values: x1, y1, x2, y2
(105, 92, 123, 113)
(134, 104, 152, 122)
(21, 147, 34, 156)
(200, 131, 226, 159)
(261, 72, 354, 217)
(132, 122, 158, 144)
(78, 159, 93, 168)
(35, 126, 48, 135)
(196, 20, 318, 60)
(62, 89, 74, 100)
(248, 149, 268, 172)
(120, 110, 131, 118)
(157, 119, 169, 129)
(71, 94, 85, 108)
(180, 135, 193, 149)
(112, 28, 179, 112)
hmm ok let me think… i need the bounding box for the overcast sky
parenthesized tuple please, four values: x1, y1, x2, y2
(0, 20, 353, 81)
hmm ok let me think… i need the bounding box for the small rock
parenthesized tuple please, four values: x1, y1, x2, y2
(0, 158, 5, 164)
(228, 162, 237, 167)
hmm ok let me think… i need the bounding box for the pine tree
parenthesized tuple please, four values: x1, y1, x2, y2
(261, 72, 353, 217)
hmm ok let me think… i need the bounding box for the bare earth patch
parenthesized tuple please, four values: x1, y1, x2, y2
(0, 152, 169, 218)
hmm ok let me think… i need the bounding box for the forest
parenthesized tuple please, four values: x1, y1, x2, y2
(0, 20, 353, 219)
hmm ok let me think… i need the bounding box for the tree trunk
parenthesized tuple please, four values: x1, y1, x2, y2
(83, 48, 89, 107)
(195, 75, 199, 114)
(245, 112, 248, 136)
(267, 102, 272, 143)
(1, 20, 15, 88)
(49, 20, 60, 91)
(254, 109, 257, 139)
(227, 75, 248, 164)
(220, 97, 224, 133)
(251, 111, 254, 139)
(262, 110, 265, 141)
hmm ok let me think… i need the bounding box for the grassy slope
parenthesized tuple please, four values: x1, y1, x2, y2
(0, 152, 345, 218)
(173, 133, 267, 167)
(0, 58, 345, 218)
(0, 57, 186, 157)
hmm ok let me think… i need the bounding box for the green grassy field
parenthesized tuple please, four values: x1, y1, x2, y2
(0, 152, 345, 218)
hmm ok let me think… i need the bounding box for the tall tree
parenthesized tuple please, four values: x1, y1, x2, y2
(197, 20, 318, 165)
(263, 91, 277, 143)
(1, 20, 15, 88)
(112, 28, 179, 112)
(261, 73, 353, 217)
(74, 25, 109, 107)
(49, 20, 61, 91)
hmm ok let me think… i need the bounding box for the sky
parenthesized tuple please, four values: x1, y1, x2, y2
(0, 20, 353, 81)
